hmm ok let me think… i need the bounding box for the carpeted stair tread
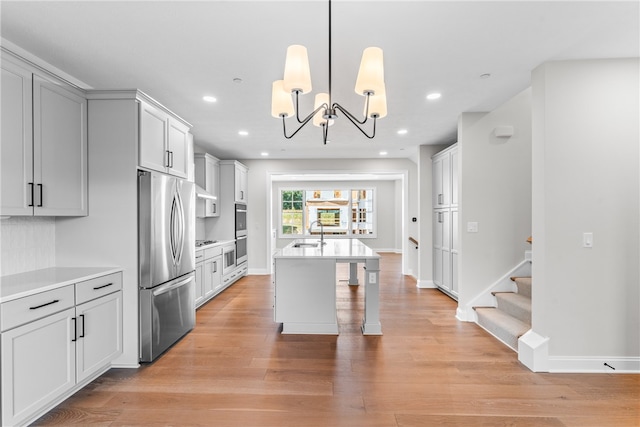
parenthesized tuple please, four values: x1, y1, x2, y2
(492, 292, 531, 323)
(475, 307, 530, 351)
(511, 276, 532, 298)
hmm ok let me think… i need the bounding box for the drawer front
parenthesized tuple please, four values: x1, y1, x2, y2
(195, 250, 204, 263)
(0, 285, 75, 332)
(75, 272, 123, 305)
(204, 246, 223, 259)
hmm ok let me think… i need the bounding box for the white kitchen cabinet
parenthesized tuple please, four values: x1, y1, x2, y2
(1, 51, 87, 216)
(195, 251, 205, 307)
(234, 163, 248, 203)
(0, 270, 122, 426)
(432, 143, 458, 299)
(75, 290, 122, 383)
(195, 246, 223, 308)
(1, 307, 76, 427)
(139, 99, 190, 179)
(195, 153, 220, 217)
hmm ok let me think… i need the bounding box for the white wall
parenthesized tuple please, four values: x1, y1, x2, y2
(457, 89, 533, 313)
(0, 217, 56, 276)
(239, 158, 418, 276)
(529, 59, 639, 371)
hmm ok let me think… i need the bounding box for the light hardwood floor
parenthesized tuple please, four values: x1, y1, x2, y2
(35, 254, 639, 426)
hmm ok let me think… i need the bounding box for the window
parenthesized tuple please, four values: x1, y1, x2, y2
(280, 188, 375, 237)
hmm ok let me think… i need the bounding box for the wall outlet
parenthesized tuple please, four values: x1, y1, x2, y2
(368, 272, 377, 284)
(467, 222, 478, 233)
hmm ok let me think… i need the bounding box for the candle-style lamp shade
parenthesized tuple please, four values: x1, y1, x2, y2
(354, 47, 385, 96)
(283, 45, 313, 94)
(271, 80, 294, 118)
(365, 83, 387, 119)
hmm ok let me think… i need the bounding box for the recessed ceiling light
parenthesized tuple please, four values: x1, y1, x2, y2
(426, 92, 441, 100)
(238, 130, 249, 136)
(203, 95, 217, 103)
(233, 78, 243, 84)
(379, 151, 388, 156)
(397, 129, 408, 135)
(480, 73, 491, 79)
(260, 152, 269, 157)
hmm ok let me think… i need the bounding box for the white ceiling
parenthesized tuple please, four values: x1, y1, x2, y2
(1, 1, 638, 161)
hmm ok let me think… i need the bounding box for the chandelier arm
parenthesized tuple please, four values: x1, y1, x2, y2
(294, 91, 306, 124)
(332, 100, 369, 126)
(282, 103, 329, 139)
(333, 103, 377, 139)
(322, 122, 329, 145)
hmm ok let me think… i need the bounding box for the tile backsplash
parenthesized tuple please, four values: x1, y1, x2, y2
(0, 217, 56, 276)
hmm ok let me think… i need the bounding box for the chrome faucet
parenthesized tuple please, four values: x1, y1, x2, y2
(309, 220, 326, 246)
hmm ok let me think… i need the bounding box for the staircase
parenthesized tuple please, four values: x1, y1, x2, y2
(474, 276, 531, 351)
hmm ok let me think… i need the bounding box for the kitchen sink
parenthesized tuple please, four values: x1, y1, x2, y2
(292, 242, 319, 248)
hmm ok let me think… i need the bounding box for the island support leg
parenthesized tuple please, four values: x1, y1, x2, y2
(362, 258, 382, 335)
(349, 262, 359, 285)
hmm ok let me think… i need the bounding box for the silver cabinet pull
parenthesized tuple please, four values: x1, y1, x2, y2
(93, 282, 113, 290)
(438, 193, 443, 204)
(28, 183, 34, 207)
(37, 183, 43, 207)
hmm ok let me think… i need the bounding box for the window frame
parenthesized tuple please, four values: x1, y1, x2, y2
(278, 186, 377, 239)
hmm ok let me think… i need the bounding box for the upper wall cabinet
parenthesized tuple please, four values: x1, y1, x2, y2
(1, 51, 88, 216)
(195, 153, 220, 217)
(139, 100, 190, 179)
(432, 144, 458, 209)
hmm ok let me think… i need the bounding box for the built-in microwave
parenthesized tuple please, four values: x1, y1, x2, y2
(235, 203, 247, 237)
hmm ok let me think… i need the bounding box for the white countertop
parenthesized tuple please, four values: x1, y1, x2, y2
(0, 266, 123, 303)
(274, 238, 380, 260)
(195, 239, 235, 251)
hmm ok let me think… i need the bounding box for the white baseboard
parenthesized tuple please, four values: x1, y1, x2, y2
(548, 356, 640, 373)
(417, 279, 436, 289)
(455, 307, 469, 322)
(248, 268, 271, 275)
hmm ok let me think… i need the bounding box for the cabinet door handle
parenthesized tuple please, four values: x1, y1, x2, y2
(79, 314, 85, 338)
(28, 183, 34, 207)
(169, 151, 174, 168)
(212, 203, 216, 214)
(240, 190, 244, 200)
(72, 317, 77, 342)
(37, 183, 43, 207)
(166, 150, 171, 168)
(29, 299, 59, 310)
(93, 282, 114, 290)
(213, 260, 217, 274)
(438, 194, 443, 205)
(438, 212, 444, 223)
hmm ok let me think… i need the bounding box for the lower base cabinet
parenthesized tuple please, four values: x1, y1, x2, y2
(195, 247, 223, 309)
(0, 271, 122, 426)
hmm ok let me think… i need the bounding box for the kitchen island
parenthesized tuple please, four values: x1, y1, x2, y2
(273, 239, 382, 335)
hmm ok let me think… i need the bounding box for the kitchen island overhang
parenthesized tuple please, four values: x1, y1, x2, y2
(273, 239, 382, 335)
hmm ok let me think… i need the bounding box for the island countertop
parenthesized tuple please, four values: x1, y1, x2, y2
(274, 238, 380, 260)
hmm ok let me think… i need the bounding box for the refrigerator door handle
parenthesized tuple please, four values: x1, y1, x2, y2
(152, 274, 193, 297)
(173, 188, 185, 266)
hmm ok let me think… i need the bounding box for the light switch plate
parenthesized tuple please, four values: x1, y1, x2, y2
(583, 232, 593, 248)
(467, 222, 478, 233)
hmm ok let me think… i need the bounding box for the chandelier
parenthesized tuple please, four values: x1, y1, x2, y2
(271, 0, 387, 145)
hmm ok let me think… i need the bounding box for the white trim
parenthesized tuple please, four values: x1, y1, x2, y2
(417, 279, 436, 289)
(455, 307, 467, 321)
(248, 268, 270, 275)
(548, 356, 640, 373)
(459, 258, 532, 322)
(518, 330, 549, 372)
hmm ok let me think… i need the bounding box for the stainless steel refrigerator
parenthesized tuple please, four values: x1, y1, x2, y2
(138, 170, 196, 362)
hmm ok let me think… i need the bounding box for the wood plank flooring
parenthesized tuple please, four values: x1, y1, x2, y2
(34, 254, 639, 426)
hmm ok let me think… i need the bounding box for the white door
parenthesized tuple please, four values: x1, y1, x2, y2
(1, 308, 76, 427)
(75, 292, 123, 383)
(1, 58, 34, 215)
(139, 100, 168, 174)
(33, 74, 88, 216)
(167, 119, 189, 179)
